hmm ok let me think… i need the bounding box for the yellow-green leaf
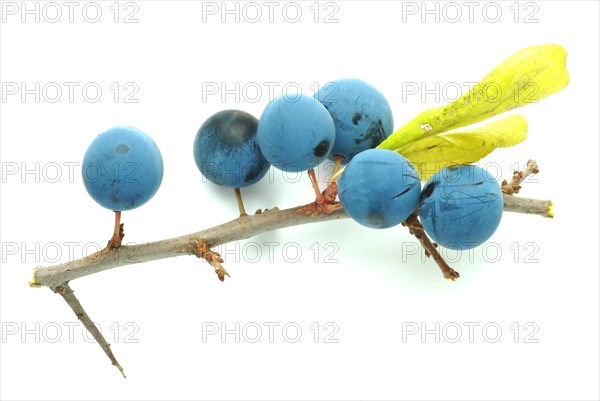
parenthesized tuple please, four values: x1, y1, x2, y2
(379, 44, 568, 150)
(397, 114, 528, 180)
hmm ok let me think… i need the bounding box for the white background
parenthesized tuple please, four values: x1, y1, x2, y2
(1, 1, 599, 400)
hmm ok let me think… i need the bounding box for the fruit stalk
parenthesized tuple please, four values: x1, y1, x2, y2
(234, 188, 247, 217)
(109, 211, 123, 248)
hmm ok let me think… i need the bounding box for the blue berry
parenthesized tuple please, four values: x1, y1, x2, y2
(338, 149, 421, 229)
(419, 165, 503, 250)
(256, 94, 335, 172)
(82, 126, 164, 211)
(315, 79, 393, 163)
(193, 110, 270, 188)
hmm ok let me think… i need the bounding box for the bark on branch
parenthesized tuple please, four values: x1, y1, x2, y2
(29, 193, 551, 377)
(31, 195, 550, 289)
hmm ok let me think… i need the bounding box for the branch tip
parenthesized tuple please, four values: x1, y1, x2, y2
(115, 363, 127, 379)
(29, 268, 42, 288)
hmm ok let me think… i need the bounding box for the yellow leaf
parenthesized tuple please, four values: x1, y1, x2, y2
(397, 114, 528, 180)
(379, 44, 568, 150)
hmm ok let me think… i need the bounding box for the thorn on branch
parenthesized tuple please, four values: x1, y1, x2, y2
(502, 160, 539, 195)
(191, 240, 230, 282)
(55, 283, 126, 378)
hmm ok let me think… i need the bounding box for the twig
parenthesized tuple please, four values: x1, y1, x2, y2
(503, 197, 553, 217)
(500, 160, 552, 217)
(403, 213, 460, 280)
(31, 206, 344, 288)
(30, 196, 550, 289)
(56, 283, 126, 378)
(502, 160, 539, 195)
(29, 194, 551, 376)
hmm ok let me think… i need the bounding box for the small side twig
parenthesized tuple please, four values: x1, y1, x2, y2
(403, 213, 460, 281)
(191, 240, 230, 282)
(56, 283, 126, 378)
(502, 160, 539, 194)
(501, 160, 552, 217)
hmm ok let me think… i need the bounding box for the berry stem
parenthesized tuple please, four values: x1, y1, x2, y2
(307, 168, 323, 201)
(109, 211, 123, 249)
(234, 188, 248, 217)
(329, 165, 346, 182)
(331, 156, 344, 179)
